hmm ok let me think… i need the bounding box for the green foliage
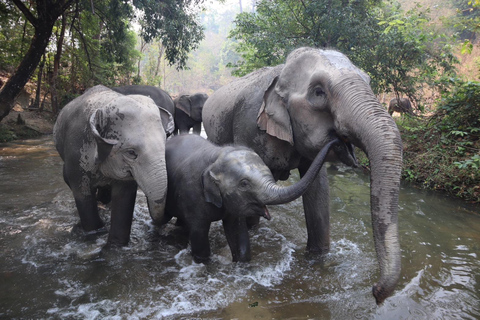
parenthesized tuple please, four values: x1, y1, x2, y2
(228, 0, 383, 76)
(227, 0, 457, 106)
(373, 4, 458, 102)
(133, 0, 205, 70)
(0, 2, 34, 71)
(399, 79, 480, 202)
(0, 125, 17, 142)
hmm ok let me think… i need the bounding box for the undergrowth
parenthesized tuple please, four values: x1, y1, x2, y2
(398, 79, 480, 203)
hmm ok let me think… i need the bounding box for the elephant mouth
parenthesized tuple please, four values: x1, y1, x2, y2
(262, 206, 271, 220)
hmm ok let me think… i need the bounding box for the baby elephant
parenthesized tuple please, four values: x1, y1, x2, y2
(163, 134, 340, 263)
(388, 97, 415, 116)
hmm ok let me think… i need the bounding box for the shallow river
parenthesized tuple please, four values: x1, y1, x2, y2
(0, 136, 479, 319)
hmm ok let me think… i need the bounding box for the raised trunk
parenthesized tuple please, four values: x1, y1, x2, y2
(262, 138, 340, 205)
(334, 79, 402, 304)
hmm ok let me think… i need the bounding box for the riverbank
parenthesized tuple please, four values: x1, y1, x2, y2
(0, 107, 55, 142)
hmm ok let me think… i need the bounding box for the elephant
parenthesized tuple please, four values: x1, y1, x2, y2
(163, 134, 342, 263)
(112, 85, 176, 131)
(53, 85, 174, 246)
(388, 97, 415, 116)
(202, 48, 403, 304)
(173, 93, 209, 135)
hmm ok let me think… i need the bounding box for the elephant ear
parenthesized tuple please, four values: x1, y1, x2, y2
(202, 167, 223, 208)
(189, 94, 207, 122)
(257, 76, 294, 146)
(89, 109, 119, 163)
(159, 106, 175, 136)
(176, 95, 192, 117)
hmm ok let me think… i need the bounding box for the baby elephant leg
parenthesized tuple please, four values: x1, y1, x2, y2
(223, 216, 251, 262)
(189, 221, 212, 263)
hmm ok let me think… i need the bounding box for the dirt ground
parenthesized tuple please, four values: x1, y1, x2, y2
(0, 76, 55, 138)
(3, 106, 55, 135)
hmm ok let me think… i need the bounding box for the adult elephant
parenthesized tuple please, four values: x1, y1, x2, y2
(54, 85, 174, 246)
(202, 48, 403, 304)
(388, 97, 415, 116)
(173, 93, 209, 135)
(112, 85, 176, 125)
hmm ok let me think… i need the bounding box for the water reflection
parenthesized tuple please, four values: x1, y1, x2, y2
(0, 137, 479, 319)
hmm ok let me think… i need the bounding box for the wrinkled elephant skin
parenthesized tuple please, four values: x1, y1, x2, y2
(112, 85, 175, 136)
(54, 85, 169, 246)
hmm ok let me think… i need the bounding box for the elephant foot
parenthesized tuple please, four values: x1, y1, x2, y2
(192, 253, 210, 264)
(305, 245, 330, 256)
(71, 222, 108, 241)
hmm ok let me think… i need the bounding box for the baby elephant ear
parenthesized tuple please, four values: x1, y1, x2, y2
(257, 76, 294, 146)
(202, 168, 222, 208)
(89, 109, 118, 163)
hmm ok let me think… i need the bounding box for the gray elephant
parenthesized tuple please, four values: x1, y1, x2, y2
(163, 134, 341, 263)
(173, 93, 209, 135)
(202, 48, 403, 304)
(388, 97, 415, 116)
(112, 85, 176, 127)
(54, 85, 174, 246)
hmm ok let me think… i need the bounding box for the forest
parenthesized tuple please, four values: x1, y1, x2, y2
(0, 0, 479, 203)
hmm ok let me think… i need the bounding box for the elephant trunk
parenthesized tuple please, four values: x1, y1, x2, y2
(333, 78, 402, 304)
(262, 138, 340, 205)
(133, 157, 168, 224)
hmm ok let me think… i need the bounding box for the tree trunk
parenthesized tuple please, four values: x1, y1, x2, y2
(51, 14, 67, 114)
(0, 0, 73, 122)
(32, 55, 46, 109)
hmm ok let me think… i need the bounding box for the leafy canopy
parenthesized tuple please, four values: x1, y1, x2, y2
(228, 0, 457, 104)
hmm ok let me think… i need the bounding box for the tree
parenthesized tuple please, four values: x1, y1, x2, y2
(0, 0, 205, 122)
(0, 0, 74, 122)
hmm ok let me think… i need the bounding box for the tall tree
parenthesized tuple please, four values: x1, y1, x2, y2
(0, 0, 205, 122)
(0, 0, 74, 121)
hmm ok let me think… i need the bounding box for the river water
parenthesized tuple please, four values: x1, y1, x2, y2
(0, 136, 479, 319)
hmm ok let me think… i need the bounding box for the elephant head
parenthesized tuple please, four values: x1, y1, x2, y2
(175, 93, 208, 122)
(257, 48, 402, 304)
(88, 94, 169, 223)
(202, 138, 341, 218)
(388, 97, 415, 116)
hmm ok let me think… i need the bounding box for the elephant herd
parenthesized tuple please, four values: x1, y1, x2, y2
(53, 47, 403, 304)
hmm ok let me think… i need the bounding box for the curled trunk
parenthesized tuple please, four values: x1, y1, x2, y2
(262, 138, 340, 205)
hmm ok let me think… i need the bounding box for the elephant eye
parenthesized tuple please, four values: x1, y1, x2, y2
(126, 149, 138, 160)
(238, 179, 250, 190)
(314, 87, 324, 96)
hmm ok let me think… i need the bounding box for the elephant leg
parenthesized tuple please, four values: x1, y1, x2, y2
(107, 181, 137, 246)
(245, 216, 260, 229)
(298, 161, 330, 254)
(73, 193, 105, 233)
(223, 216, 251, 262)
(66, 167, 105, 233)
(192, 123, 202, 135)
(189, 220, 212, 263)
(96, 185, 112, 204)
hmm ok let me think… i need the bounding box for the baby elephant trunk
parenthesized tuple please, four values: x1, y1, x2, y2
(262, 138, 340, 205)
